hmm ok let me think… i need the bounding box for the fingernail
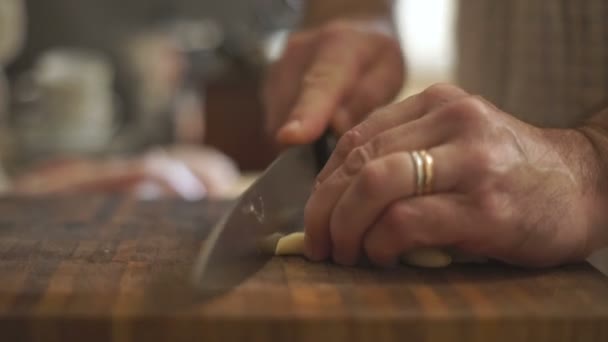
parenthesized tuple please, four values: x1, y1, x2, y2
(277, 120, 302, 139)
(332, 251, 356, 267)
(304, 234, 323, 261)
(311, 180, 321, 192)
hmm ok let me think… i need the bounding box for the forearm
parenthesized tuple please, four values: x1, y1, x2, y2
(301, 0, 395, 28)
(576, 107, 608, 250)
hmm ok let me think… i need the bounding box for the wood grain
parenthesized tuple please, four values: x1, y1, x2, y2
(0, 196, 607, 342)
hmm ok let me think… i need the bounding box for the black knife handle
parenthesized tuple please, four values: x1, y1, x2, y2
(313, 129, 336, 171)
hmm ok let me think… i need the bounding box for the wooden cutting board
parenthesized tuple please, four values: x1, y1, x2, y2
(0, 196, 607, 342)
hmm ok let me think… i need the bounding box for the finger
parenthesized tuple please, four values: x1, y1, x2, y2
(316, 83, 469, 185)
(304, 114, 458, 262)
(263, 32, 318, 134)
(277, 35, 376, 144)
(331, 47, 405, 134)
(363, 194, 474, 268)
(331, 107, 358, 137)
(329, 143, 463, 265)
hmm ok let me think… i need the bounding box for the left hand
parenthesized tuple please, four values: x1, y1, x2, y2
(262, 18, 405, 145)
(304, 83, 598, 268)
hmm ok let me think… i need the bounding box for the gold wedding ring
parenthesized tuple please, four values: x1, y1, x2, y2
(421, 150, 434, 194)
(410, 151, 425, 195)
(410, 150, 434, 195)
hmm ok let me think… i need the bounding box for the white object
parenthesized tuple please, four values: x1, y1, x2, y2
(396, 0, 456, 94)
(14, 48, 117, 156)
(0, 0, 26, 65)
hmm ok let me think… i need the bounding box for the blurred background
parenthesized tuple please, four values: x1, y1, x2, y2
(0, 0, 455, 200)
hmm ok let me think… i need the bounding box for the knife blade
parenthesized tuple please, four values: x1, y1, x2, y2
(192, 132, 335, 294)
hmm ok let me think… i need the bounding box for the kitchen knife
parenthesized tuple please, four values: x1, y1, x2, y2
(192, 131, 335, 294)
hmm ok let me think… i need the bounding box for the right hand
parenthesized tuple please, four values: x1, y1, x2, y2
(262, 18, 405, 145)
(303, 83, 596, 268)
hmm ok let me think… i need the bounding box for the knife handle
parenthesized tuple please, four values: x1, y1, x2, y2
(313, 129, 336, 171)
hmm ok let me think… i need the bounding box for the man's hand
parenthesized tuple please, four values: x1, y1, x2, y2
(304, 83, 601, 268)
(263, 18, 405, 145)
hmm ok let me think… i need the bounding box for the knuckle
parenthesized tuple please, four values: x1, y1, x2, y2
(302, 64, 333, 87)
(382, 205, 410, 233)
(358, 162, 385, 197)
(475, 145, 496, 169)
(372, 34, 402, 57)
(443, 96, 490, 125)
(322, 20, 354, 40)
(313, 169, 333, 189)
(420, 83, 465, 106)
(367, 135, 387, 159)
(343, 146, 372, 176)
(459, 95, 489, 115)
(464, 151, 512, 225)
(381, 204, 426, 246)
(467, 144, 499, 177)
(334, 128, 365, 161)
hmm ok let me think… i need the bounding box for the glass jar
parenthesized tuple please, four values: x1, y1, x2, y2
(10, 48, 118, 165)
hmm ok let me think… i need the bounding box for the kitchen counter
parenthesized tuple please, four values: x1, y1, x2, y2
(0, 196, 607, 342)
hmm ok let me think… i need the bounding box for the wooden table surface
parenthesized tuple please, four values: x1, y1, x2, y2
(1, 196, 608, 342)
